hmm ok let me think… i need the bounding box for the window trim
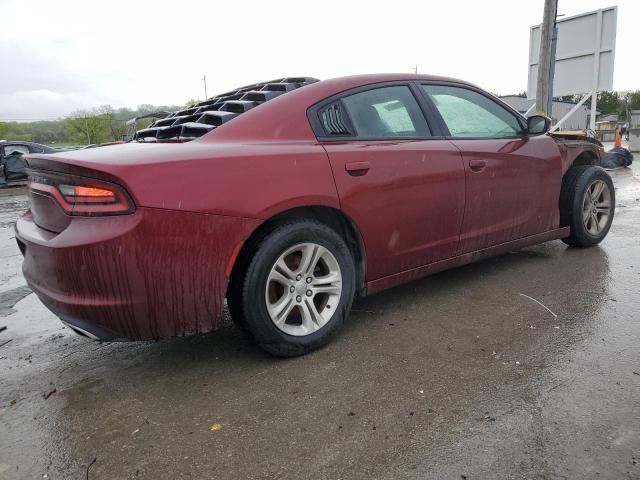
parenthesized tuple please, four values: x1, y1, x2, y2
(307, 81, 445, 142)
(416, 81, 528, 140)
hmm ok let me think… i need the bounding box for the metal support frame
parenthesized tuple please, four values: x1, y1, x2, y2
(550, 92, 592, 132)
(589, 9, 603, 131)
(524, 104, 537, 117)
(548, 9, 604, 132)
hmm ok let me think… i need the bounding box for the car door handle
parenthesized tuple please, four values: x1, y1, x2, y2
(468, 159, 486, 172)
(345, 161, 371, 176)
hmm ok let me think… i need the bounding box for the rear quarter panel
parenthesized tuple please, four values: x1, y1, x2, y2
(25, 141, 340, 219)
(131, 141, 340, 218)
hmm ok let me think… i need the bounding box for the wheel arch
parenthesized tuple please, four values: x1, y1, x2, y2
(570, 150, 599, 168)
(561, 146, 600, 176)
(560, 149, 601, 195)
(227, 206, 368, 297)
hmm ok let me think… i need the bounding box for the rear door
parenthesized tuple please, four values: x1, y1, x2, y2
(420, 84, 562, 254)
(311, 83, 466, 280)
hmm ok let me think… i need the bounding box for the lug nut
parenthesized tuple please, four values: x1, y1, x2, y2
(296, 295, 302, 302)
(296, 274, 302, 281)
(306, 277, 312, 283)
(306, 290, 313, 297)
(289, 286, 295, 293)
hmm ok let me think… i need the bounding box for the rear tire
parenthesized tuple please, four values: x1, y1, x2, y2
(228, 220, 356, 357)
(560, 166, 615, 247)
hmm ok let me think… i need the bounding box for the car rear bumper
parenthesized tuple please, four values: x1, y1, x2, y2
(15, 208, 259, 340)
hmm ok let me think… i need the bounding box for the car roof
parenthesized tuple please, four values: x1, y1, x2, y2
(137, 74, 475, 143)
(199, 73, 475, 143)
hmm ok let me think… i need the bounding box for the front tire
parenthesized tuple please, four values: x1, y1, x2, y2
(228, 220, 356, 357)
(560, 166, 615, 247)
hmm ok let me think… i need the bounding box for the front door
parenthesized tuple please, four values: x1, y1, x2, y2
(420, 84, 562, 254)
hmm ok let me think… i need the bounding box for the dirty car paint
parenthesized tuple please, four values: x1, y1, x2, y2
(18, 207, 259, 339)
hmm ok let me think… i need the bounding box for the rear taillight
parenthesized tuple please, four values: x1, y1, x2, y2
(27, 171, 135, 216)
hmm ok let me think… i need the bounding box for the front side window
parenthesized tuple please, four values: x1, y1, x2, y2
(341, 86, 430, 138)
(4, 145, 30, 156)
(29, 145, 45, 153)
(422, 85, 522, 138)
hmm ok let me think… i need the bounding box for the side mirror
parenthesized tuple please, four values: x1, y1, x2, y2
(527, 115, 551, 135)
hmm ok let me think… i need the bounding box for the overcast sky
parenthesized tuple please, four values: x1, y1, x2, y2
(0, 0, 637, 120)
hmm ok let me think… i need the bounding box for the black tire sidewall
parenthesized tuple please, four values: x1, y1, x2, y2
(240, 221, 355, 355)
(569, 167, 615, 246)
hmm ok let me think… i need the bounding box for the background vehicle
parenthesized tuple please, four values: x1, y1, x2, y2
(0, 140, 59, 186)
(15, 74, 615, 356)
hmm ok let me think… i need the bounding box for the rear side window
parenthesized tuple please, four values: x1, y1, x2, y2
(319, 103, 352, 136)
(422, 85, 522, 138)
(341, 86, 430, 138)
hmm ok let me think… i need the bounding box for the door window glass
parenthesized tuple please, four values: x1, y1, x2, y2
(422, 85, 522, 138)
(342, 86, 430, 138)
(4, 145, 29, 156)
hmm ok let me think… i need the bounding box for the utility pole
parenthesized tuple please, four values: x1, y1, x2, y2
(547, 0, 559, 116)
(202, 74, 208, 100)
(535, 0, 558, 116)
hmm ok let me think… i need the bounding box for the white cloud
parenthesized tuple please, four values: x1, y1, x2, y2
(1, 0, 638, 119)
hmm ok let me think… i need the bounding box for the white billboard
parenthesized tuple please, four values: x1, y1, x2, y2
(527, 6, 617, 100)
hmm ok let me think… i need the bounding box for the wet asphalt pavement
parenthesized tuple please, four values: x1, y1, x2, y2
(1, 164, 639, 480)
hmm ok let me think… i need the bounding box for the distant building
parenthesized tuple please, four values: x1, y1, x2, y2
(499, 95, 593, 131)
(629, 110, 640, 152)
(595, 114, 624, 142)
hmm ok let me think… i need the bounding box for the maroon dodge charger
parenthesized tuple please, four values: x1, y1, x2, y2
(15, 74, 615, 356)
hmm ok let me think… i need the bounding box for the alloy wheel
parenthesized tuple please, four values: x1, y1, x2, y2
(582, 179, 612, 235)
(265, 243, 342, 336)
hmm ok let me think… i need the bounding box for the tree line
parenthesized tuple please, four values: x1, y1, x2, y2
(0, 103, 185, 146)
(566, 90, 640, 119)
(2, 90, 640, 147)
(512, 90, 640, 118)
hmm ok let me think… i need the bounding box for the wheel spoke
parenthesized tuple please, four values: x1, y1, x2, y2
(298, 244, 325, 275)
(589, 213, 600, 234)
(300, 298, 323, 332)
(268, 268, 291, 286)
(585, 215, 593, 233)
(591, 181, 604, 202)
(269, 293, 295, 325)
(312, 272, 342, 294)
(313, 272, 340, 285)
(584, 188, 593, 204)
(275, 259, 295, 281)
(313, 284, 342, 295)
